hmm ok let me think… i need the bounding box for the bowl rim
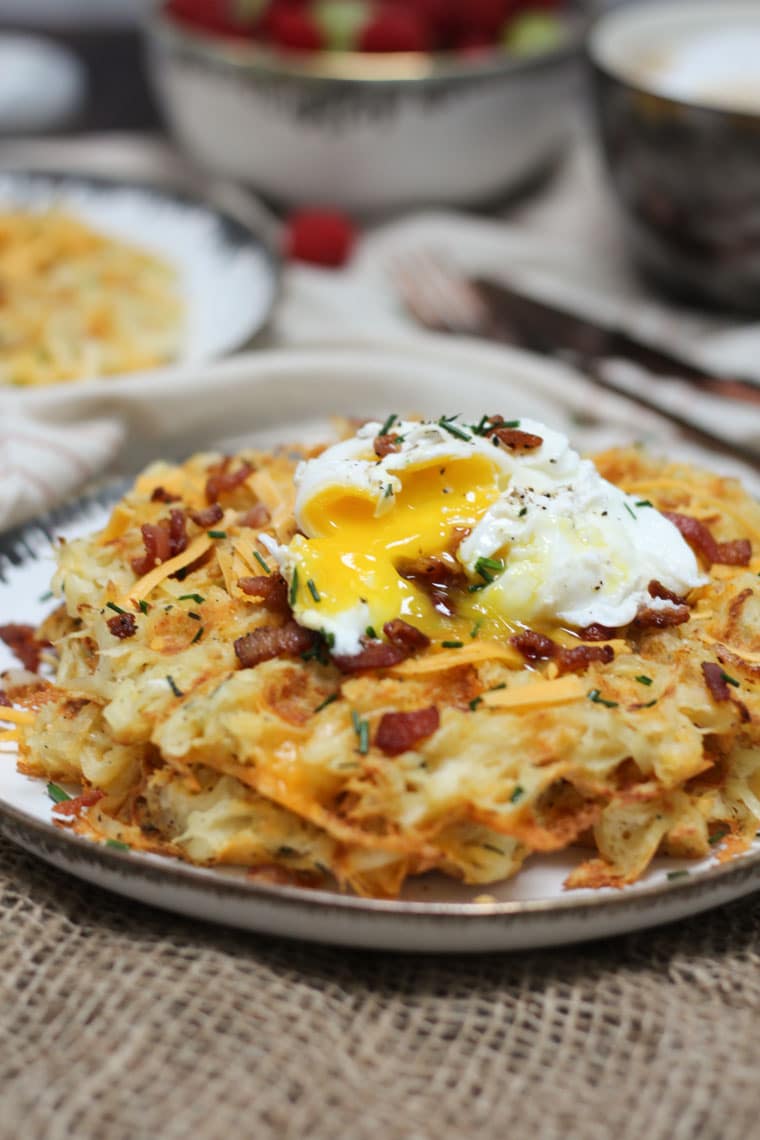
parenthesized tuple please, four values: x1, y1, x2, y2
(586, 0, 760, 124)
(147, 0, 586, 86)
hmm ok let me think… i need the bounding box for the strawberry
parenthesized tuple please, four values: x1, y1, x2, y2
(268, 4, 325, 50)
(452, 0, 515, 39)
(407, 0, 458, 47)
(285, 208, 357, 268)
(358, 4, 432, 52)
(167, 0, 241, 34)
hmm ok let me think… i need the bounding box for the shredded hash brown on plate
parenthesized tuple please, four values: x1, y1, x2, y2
(0, 210, 182, 387)
(2, 423, 760, 898)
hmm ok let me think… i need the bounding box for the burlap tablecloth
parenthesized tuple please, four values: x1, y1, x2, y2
(2, 832, 759, 1140)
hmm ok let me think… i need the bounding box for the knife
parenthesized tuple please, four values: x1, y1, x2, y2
(474, 279, 760, 407)
(468, 278, 760, 466)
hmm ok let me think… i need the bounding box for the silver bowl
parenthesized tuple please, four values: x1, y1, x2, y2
(145, 3, 586, 214)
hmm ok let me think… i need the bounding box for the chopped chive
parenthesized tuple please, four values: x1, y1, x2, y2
(503, 420, 520, 428)
(106, 601, 127, 615)
(635, 500, 653, 508)
(468, 583, 486, 593)
(379, 413, 397, 437)
(191, 626, 204, 644)
(481, 843, 505, 855)
(307, 579, 321, 603)
(289, 567, 299, 607)
(635, 675, 653, 686)
(489, 683, 507, 692)
(624, 502, 636, 520)
(383, 483, 394, 499)
(475, 556, 504, 583)
(105, 839, 130, 851)
(470, 621, 482, 639)
(351, 710, 370, 754)
(321, 629, 335, 650)
(179, 593, 204, 604)
(139, 599, 150, 615)
(188, 611, 202, 621)
(640, 699, 658, 709)
(709, 825, 730, 846)
(587, 689, 619, 708)
(166, 675, 183, 698)
(38, 590, 53, 603)
(437, 415, 471, 441)
(365, 626, 377, 640)
(314, 692, 339, 713)
(472, 415, 490, 436)
(667, 870, 689, 881)
(441, 640, 463, 649)
(253, 551, 271, 574)
(518, 507, 528, 517)
(47, 781, 71, 804)
(720, 670, 740, 688)
(469, 696, 482, 711)
(510, 785, 524, 804)
(207, 529, 227, 540)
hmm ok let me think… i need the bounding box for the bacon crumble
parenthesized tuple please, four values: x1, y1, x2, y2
(188, 503, 224, 528)
(382, 619, 430, 652)
(577, 623, 617, 642)
(0, 623, 50, 672)
(664, 511, 752, 567)
(702, 662, 731, 703)
(634, 605, 691, 630)
(510, 629, 614, 675)
(331, 641, 407, 674)
(396, 554, 467, 618)
(205, 460, 253, 505)
(648, 579, 685, 605)
(107, 613, 137, 640)
(234, 621, 316, 669)
(52, 789, 104, 818)
(131, 509, 189, 575)
(150, 486, 179, 503)
(238, 574, 289, 611)
(373, 433, 402, 458)
(375, 706, 440, 756)
(237, 504, 271, 529)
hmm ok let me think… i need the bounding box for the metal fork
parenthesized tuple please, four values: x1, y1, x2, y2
(389, 249, 760, 467)
(390, 250, 492, 337)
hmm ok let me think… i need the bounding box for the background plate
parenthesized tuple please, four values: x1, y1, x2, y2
(0, 170, 279, 381)
(1, 343, 758, 952)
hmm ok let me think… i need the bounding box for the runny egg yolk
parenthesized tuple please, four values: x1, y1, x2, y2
(290, 454, 506, 644)
(273, 415, 705, 658)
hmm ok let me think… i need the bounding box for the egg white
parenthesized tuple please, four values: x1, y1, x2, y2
(265, 416, 705, 655)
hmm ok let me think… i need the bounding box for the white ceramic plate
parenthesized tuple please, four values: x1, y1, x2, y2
(0, 171, 278, 377)
(1, 344, 759, 952)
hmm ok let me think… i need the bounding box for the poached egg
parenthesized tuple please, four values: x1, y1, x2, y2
(262, 416, 704, 656)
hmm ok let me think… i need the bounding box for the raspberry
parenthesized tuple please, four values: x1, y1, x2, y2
(268, 4, 324, 50)
(358, 4, 431, 52)
(285, 209, 356, 268)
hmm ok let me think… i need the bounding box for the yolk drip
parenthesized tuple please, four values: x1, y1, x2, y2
(292, 456, 508, 642)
